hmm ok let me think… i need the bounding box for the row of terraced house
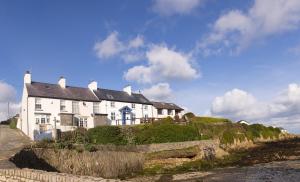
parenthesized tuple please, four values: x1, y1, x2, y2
(17, 71, 184, 140)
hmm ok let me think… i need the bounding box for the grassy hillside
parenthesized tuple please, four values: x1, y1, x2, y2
(56, 116, 281, 147)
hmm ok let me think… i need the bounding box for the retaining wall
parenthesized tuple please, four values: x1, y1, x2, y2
(0, 168, 120, 182)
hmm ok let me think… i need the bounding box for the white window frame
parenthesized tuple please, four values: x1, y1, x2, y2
(144, 105, 148, 110)
(79, 118, 87, 128)
(35, 115, 50, 125)
(132, 103, 135, 109)
(60, 100, 66, 112)
(111, 112, 116, 120)
(93, 102, 100, 113)
(35, 98, 42, 110)
(111, 101, 115, 108)
(72, 101, 79, 114)
(158, 109, 163, 115)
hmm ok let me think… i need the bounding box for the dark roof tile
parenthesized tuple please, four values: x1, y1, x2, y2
(26, 82, 99, 102)
(152, 101, 183, 111)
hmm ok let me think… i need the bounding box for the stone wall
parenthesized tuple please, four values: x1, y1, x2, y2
(0, 168, 121, 182)
(136, 140, 220, 153)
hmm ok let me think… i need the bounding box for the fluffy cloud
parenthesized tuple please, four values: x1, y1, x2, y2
(124, 44, 199, 84)
(210, 84, 300, 132)
(94, 31, 124, 59)
(199, 0, 300, 54)
(0, 81, 20, 122)
(0, 81, 16, 103)
(142, 83, 173, 101)
(94, 32, 144, 61)
(128, 35, 144, 49)
(152, 0, 203, 16)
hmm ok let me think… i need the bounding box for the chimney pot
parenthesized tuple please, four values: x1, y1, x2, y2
(24, 71, 31, 84)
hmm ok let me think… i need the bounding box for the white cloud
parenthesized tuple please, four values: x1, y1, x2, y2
(94, 32, 145, 62)
(142, 82, 173, 101)
(0, 81, 20, 121)
(124, 44, 199, 84)
(210, 84, 300, 133)
(152, 0, 203, 16)
(94, 31, 124, 59)
(129, 35, 144, 49)
(199, 0, 300, 54)
(0, 81, 16, 103)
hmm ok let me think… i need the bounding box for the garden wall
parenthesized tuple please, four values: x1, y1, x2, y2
(0, 168, 120, 182)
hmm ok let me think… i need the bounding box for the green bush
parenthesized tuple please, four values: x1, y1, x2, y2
(87, 126, 127, 145)
(134, 122, 200, 144)
(9, 118, 17, 129)
(191, 117, 232, 124)
(59, 128, 89, 144)
(183, 112, 195, 119)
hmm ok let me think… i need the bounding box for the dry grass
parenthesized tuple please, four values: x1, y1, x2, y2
(14, 148, 144, 179)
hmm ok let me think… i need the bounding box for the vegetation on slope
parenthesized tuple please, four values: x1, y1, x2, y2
(51, 115, 281, 147)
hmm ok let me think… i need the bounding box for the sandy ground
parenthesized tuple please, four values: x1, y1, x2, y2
(0, 125, 31, 168)
(131, 160, 300, 182)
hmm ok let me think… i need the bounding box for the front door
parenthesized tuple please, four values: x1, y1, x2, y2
(122, 111, 126, 125)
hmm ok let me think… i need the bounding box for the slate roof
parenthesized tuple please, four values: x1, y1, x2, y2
(26, 82, 99, 102)
(26, 81, 152, 104)
(152, 101, 183, 111)
(93, 88, 152, 104)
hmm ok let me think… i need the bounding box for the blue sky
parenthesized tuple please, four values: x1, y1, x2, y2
(1, 0, 300, 133)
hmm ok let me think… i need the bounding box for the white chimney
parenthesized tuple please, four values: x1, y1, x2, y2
(123, 85, 132, 95)
(24, 71, 31, 84)
(58, 76, 66, 88)
(88, 81, 98, 91)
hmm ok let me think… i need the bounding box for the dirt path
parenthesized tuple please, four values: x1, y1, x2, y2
(131, 160, 300, 182)
(0, 125, 31, 169)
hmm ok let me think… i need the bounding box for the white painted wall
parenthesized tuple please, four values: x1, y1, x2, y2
(99, 100, 153, 125)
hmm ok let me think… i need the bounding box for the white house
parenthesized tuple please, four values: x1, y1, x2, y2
(152, 101, 183, 119)
(18, 72, 183, 140)
(237, 120, 250, 125)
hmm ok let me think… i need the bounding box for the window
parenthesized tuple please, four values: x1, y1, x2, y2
(132, 103, 135, 109)
(111, 112, 116, 120)
(41, 118, 45, 124)
(168, 109, 173, 115)
(158, 109, 163, 115)
(144, 105, 148, 110)
(132, 113, 136, 121)
(35, 115, 50, 125)
(72, 101, 79, 114)
(93, 102, 99, 113)
(35, 98, 42, 110)
(79, 118, 87, 128)
(110, 101, 115, 108)
(60, 100, 66, 111)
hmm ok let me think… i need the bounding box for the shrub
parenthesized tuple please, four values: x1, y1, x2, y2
(191, 117, 232, 124)
(9, 118, 17, 129)
(59, 128, 89, 144)
(183, 112, 195, 119)
(87, 126, 127, 145)
(134, 122, 200, 144)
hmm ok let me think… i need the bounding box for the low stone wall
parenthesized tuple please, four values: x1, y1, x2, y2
(137, 140, 220, 153)
(0, 168, 120, 182)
